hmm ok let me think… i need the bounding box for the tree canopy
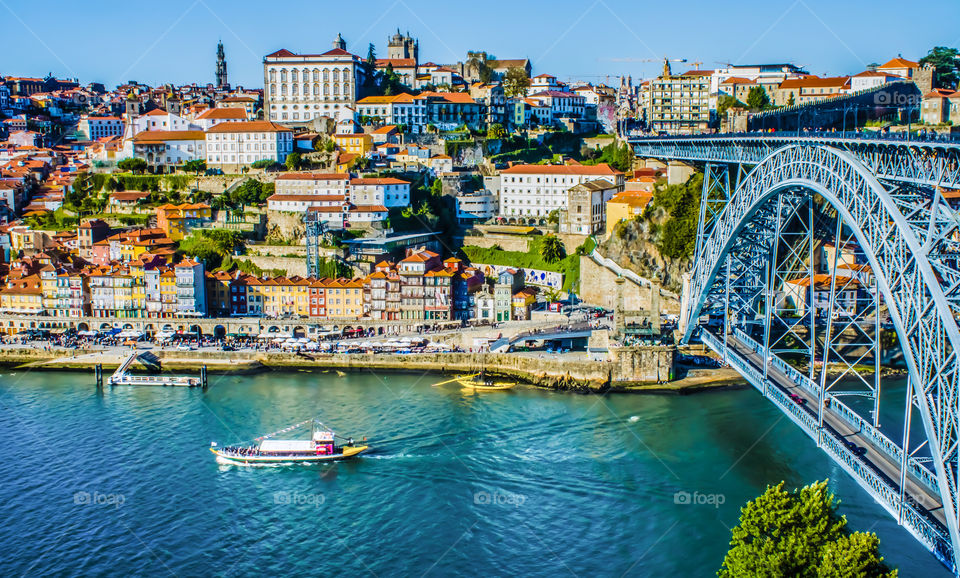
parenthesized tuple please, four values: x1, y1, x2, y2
(539, 234, 565, 264)
(919, 46, 959, 88)
(487, 123, 507, 139)
(503, 67, 531, 98)
(719, 480, 896, 578)
(183, 159, 206, 175)
(746, 86, 772, 111)
(117, 157, 148, 174)
(284, 152, 302, 171)
(717, 94, 747, 118)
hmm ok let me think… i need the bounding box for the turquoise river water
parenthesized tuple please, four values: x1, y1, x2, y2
(0, 369, 948, 576)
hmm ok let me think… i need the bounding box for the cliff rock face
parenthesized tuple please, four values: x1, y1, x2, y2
(599, 172, 702, 295)
(600, 217, 691, 295)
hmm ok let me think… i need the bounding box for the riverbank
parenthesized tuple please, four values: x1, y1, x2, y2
(0, 346, 744, 394)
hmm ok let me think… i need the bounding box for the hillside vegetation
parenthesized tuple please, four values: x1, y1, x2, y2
(600, 173, 702, 293)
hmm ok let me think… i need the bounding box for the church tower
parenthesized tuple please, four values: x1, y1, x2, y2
(123, 91, 140, 140)
(332, 33, 346, 51)
(216, 41, 229, 90)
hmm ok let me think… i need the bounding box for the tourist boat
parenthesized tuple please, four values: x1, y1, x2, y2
(210, 418, 368, 465)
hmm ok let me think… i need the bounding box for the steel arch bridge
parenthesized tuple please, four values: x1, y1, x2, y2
(633, 134, 960, 571)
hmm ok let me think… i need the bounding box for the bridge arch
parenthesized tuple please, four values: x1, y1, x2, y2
(685, 143, 960, 556)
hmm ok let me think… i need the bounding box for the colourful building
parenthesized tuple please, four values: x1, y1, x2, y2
(332, 133, 374, 156)
(155, 203, 212, 241)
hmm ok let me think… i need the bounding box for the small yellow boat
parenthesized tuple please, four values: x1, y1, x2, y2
(457, 371, 517, 391)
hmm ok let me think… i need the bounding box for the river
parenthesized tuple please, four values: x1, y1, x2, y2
(0, 370, 947, 576)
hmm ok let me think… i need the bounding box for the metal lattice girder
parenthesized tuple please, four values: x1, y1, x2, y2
(681, 143, 960, 563)
(630, 134, 960, 189)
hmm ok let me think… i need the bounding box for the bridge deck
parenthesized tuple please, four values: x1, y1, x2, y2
(702, 330, 953, 565)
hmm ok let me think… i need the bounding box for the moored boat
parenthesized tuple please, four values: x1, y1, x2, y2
(457, 370, 516, 391)
(210, 419, 368, 465)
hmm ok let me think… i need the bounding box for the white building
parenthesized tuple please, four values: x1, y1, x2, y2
(205, 121, 293, 169)
(528, 74, 562, 95)
(355, 93, 428, 132)
(192, 107, 248, 130)
(456, 192, 498, 223)
(263, 34, 368, 124)
(349, 177, 410, 208)
(499, 163, 624, 219)
(267, 173, 409, 213)
(131, 130, 205, 172)
(174, 259, 206, 316)
(134, 108, 198, 133)
(527, 90, 586, 122)
(78, 116, 124, 140)
(849, 70, 904, 92)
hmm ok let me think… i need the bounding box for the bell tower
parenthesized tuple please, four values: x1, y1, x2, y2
(216, 41, 229, 90)
(332, 33, 346, 51)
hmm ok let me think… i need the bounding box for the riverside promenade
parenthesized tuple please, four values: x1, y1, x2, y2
(0, 345, 744, 393)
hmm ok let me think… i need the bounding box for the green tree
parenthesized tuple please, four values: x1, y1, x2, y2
(285, 152, 302, 171)
(503, 67, 531, 98)
(366, 43, 376, 67)
(746, 86, 771, 111)
(430, 178, 444, 197)
(323, 140, 336, 153)
(719, 480, 896, 578)
(487, 123, 507, 139)
(539, 234, 565, 263)
(117, 157, 148, 174)
(250, 159, 277, 169)
(717, 94, 746, 118)
(381, 63, 405, 95)
(787, 93, 796, 106)
(919, 46, 960, 88)
(183, 159, 206, 175)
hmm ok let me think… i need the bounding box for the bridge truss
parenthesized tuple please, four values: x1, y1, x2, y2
(643, 137, 960, 571)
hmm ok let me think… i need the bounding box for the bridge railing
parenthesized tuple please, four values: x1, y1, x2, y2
(730, 328, 940, 494)
(711, 330, 953, 564)
(630, 130, 960, 146)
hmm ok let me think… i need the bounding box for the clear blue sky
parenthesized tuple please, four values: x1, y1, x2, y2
(2, 0, 958, 88)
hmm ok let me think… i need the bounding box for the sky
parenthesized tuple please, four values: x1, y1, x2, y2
(2, 0, 959, 89)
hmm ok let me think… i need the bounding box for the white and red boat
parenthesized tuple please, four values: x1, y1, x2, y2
(210, 419, 368, 465)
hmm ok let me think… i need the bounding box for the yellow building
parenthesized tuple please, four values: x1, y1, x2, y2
(0, 274, 44, 317)
(336, 152, 359, 173)
(605, 191, 653, 237)
(156, 203, 212, 241)
(128, 261, 147, 313)
(322, 278, 364, 319)
(160, 270, 178, 317)
(511, 287, 537, 321)
(333, 133, 373, 156)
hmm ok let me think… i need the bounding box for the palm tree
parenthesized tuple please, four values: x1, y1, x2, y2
(540, 234, 565, 264)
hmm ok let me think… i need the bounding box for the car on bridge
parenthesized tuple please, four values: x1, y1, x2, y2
(844, 440, 867, 456)
(788, 393, 806, 405)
